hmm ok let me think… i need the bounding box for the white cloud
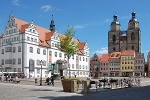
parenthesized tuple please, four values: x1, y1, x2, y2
(94, 47, 108, 55)
(12, 0, 20, 6)
(104, 19, 111, 23)
(118, 15, 130, 20)
(74, 25, 84, 29)
(41, 5, 52, 12)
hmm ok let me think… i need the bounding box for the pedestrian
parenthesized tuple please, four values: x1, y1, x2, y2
(46, 77, 50, 85)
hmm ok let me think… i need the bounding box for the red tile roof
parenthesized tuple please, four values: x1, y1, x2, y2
(1, 16, 87, 54)
(121, 50, 135, 56)
(100, 54, 109, 62)
(79, 42, 85, 50)
(120, 36, 127, 41)
(109, 52, 121, 58)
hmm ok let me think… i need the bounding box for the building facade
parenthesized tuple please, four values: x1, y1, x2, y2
(0, 14, 90, 78)
(134, 52, 145, 76)
(100, 54, 110, 77)
(109, 52, 121, 77)
(120, 50, 135, 76)
(90, 54, 101, 78)
(108, 12, 141, 54)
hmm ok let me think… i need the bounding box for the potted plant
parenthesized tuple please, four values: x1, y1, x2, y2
(61, 78, 82, 92)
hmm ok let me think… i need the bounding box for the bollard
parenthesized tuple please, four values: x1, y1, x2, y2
(83, 80, 90, 94)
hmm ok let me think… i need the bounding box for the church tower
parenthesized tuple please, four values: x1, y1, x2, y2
(50, 15, 55, 31)
(126, 11, 141, 53)
(108, 14, 121, 53)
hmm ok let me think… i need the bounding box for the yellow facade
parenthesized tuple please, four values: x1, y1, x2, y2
(120, 55, 135, 76)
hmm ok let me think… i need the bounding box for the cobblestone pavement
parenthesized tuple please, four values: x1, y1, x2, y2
(0, 77, 150, 100)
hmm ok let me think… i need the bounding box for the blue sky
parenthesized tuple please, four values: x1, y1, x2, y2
(0, 0, 150, 58)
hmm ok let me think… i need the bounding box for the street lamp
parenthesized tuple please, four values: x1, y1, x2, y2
(0, 65, 4, 81)
(40, 60, 43, 86)
(51, 63, 55, 86)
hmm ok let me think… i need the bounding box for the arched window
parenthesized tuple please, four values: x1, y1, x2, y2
(113, 47, 116, 51)
(131, 32, 135, 40)
(113, 35, 116, 41)
(113, 35, 116, 45)
(132, 46, 134, 50)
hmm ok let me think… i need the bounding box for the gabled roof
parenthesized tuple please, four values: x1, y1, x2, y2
(121, 50, 135, 56)
(97, 56, 101, 60)
(100, 54, 109, 62)
(1, 15, 87, 54)
(79, 42, 86, 50)
(14, 18, 28, 31)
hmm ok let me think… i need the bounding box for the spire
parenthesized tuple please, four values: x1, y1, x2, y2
(50, 15, 55, 31)
(132, 11, 136, 19)
(111, 12, 120, 25)
(113, 12, 117, 21)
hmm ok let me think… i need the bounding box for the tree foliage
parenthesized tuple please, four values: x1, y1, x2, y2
(58, 26, 79, 58)
(57, 26, 79, 78)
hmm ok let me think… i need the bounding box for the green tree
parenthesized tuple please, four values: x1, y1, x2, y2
(58, 26, 79, 78)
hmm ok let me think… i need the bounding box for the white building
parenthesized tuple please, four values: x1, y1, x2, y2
(0, 14, 90, 78)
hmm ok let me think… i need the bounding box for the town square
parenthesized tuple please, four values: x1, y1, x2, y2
(1, 0, 150, 100)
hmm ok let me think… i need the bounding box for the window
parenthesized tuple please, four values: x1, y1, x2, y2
(80, 57, 81, 61)
(34, 38, 37, 42)
(18, 46, 21, 52)
(17, 37, 19, 41)
(14, 37, 16, 41)
(76, 56, 78, 60)
(27, 37, 30, 41)
(113, 47, 115, 51)
(132, 46, 134, 50)
(13, 59, 16, 64)
(49, 51, 52, 55)
(18, 58, 21, 64)
(14, 68, 16, 72)
(12, 38, 13, 42)
(2, 49, 4, 54)
(30, 47, 33, 53)
(37, 69, 40, 74)
(83, 65, 84, 69)
(131, 32, 135, 40)
(18, 68, 21, 72)
(37, 48, 40, 54)
(72, 56, 74, 59)
(83, 57, 84, 61)
(13, 47, 16, 53)
(55, 52, 57, 57)
(36, 60, 40, 65)
(31, 38, 33, 41)
(86, 58, 87, 62)
(42, 60, 46, 66)
(80, 65, 81, 69)
(72, 64, 74, 69)
(1, 59, 4, 65)
(64, 54, 66, 58)
(14, 29, 16, 33)
(43, 49, 46, 55)
(59, 53, 62, 57)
